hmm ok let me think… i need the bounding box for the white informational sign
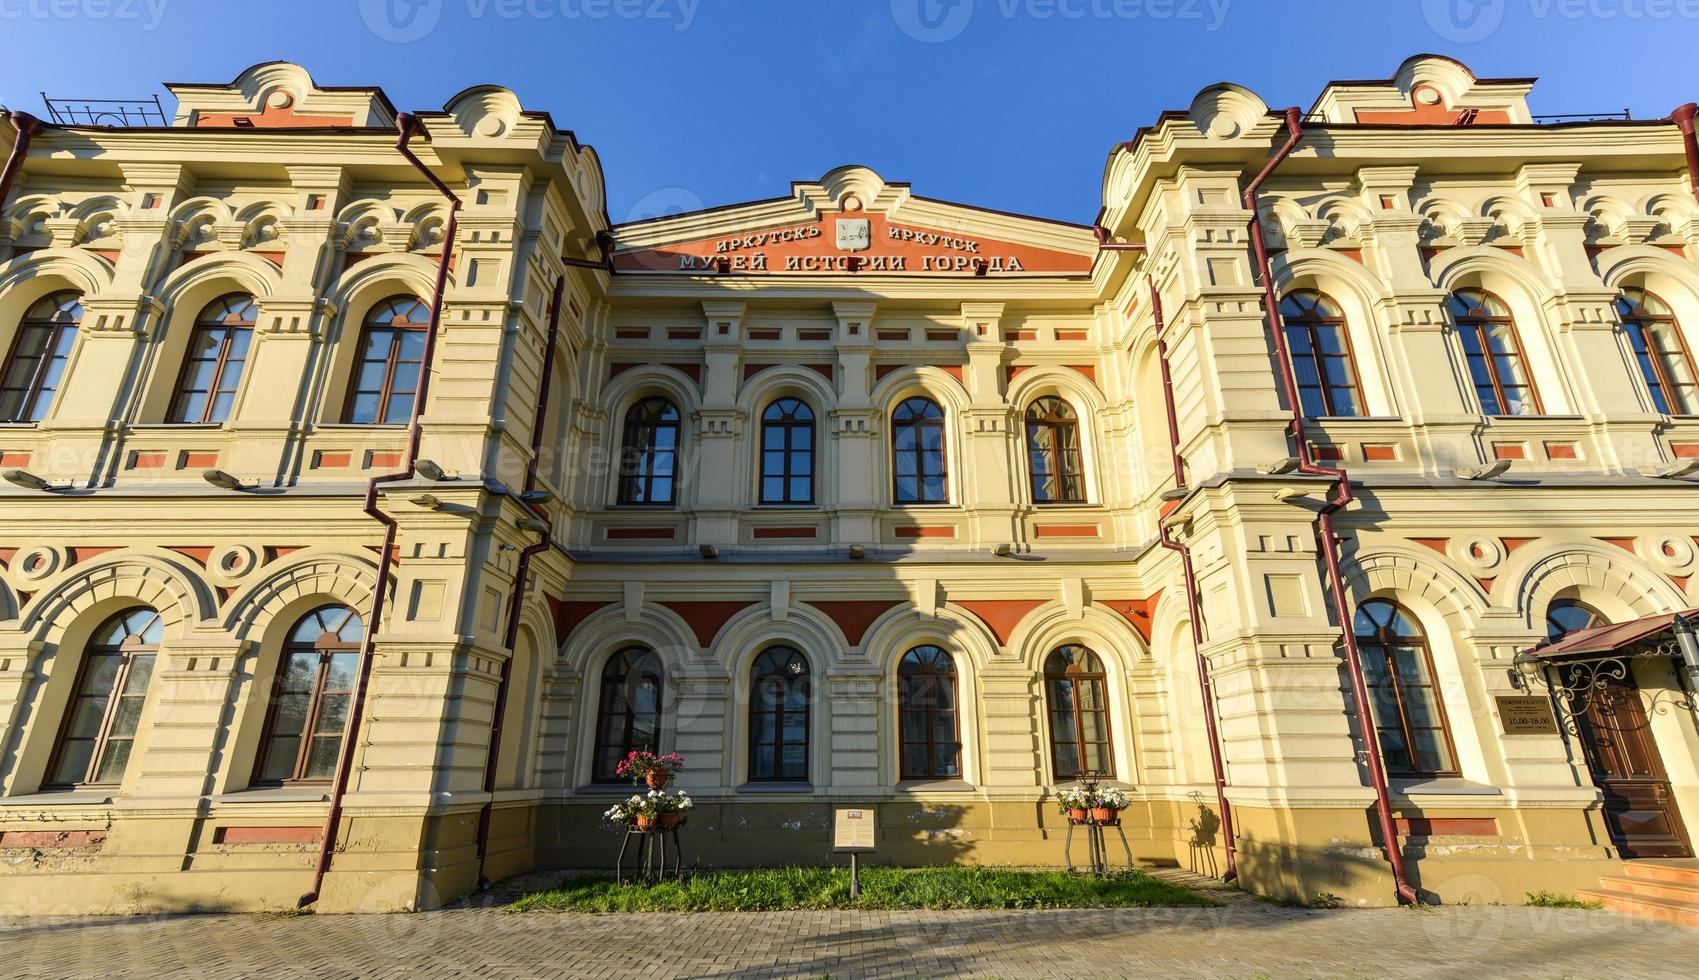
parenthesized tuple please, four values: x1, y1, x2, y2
(833, 808, 876, 852)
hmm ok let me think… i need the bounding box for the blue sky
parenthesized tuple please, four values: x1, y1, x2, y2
(4, 0, 1698, 223)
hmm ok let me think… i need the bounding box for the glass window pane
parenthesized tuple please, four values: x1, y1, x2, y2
(305, 737, 342, 780)
(259, 736, 300, 782)
(93, 739, 133, 784)
(50, 740, 96, 786)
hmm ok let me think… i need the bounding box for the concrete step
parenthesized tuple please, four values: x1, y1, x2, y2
(1624, 858, 1699, 887)
(1578, 888, 1699, 928)
(1595, 874, 1699, 905)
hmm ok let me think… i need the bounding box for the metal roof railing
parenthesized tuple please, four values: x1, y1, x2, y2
(40, 94, 170, 127)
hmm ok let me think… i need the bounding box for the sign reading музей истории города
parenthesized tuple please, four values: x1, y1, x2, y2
(614, 207, 1094, 276)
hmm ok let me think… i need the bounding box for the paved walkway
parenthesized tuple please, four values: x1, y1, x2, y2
(1, 874, 1692, 978)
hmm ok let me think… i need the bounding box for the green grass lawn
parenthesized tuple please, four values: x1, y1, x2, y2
(508, 866, 1216, 913)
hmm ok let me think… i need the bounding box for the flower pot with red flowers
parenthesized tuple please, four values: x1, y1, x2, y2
(616, 750, 686, 790)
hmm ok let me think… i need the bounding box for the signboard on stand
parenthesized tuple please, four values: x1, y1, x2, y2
(833, 808, 877, 900)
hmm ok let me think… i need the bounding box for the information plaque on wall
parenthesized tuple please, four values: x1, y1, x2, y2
(1495, 695, 1559, 734)
(833, 808, 876, 852)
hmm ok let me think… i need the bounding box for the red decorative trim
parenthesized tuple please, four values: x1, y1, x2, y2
(1670, 443, 1699, 459)
(1033, 525, 1100, 538)
(894, 525, 955, 538)
(1362, 444, 1398, 461)
(748, 328, 783, 340)
(1543, 442, 1579, 460)
(0, 548, 16, 569)
(1065, 364, 1097, 384)
(1476, 576, 1496, 595)
(0, 451, 31, 467)
(312, 451, 351, 469)
(877, 330, 909, 342)
(1099, 592, 1161, 643)
(1004, 330, 1037, 341)
(660, 601, 757, 648)
(806, 600, 902, 646)
(1005, 365, 1030, 385)
(127, 451, 167, 469)
(938, 364, 963, 382)
(666, 329, 702, 340)
(608, 362, 638, 379)
(546, 598, 613, 642)
(265, 545, 305, 563)
(798, 329, 832, 341)
(0, 830, 106, 849)
(925, 330, 957, 343)
(1671, 575, 1691, 593)
(1394, 817, 1498, 837)
(875, 364, 901, 382)
(1410, 538, 1449, 555)
(166, 546, 215, 566)
(1335, 248, 1365, 264)
(1491, 443, 1526, 461)
(213, 826, 322, 845)
(606, 527, 675, 540)
(1055, 330, 1089, 341)
(752, 526, 817, 539)
(615, 329, 649, 340)
(1597, 537, 1637, 554)
(1500, 537, 1537, 553)
(69, 547, 117, 564)
(367, 451, 402, 469)
(668, 363, 701, 383)
(252, 251, 286, 268)
(1312, 445, 1345, 462)
(956, 599, 1047, 646)
(179, 451, 219, 469)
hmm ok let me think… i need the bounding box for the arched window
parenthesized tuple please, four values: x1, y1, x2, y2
(897, 645, 961, 780)
(1546, 599, 1603, 643)
(344, 296, 430, 424)
(1044, 645, 1113, 779)
(1024, 396, 1086, 504)
(1353, 599, 1458, 777)
(759, 398, 815, 504)
(592, 647, 663, 782)
(253, 605, 365, 784)
(169, 294, 257, 423)
(47, 607, 161, 788)
(1280, 290, 1364, 418)
(892, 396, 947, 505)
(616, 397, 681, 505)
(1617, 288, 1697, 416)
(1, 291, 82, 423)
(749, 646, 811, 781)
(1448, 289, 1541, 416)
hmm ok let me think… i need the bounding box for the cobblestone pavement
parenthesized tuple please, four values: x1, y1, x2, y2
(1, 873, 1692, 979)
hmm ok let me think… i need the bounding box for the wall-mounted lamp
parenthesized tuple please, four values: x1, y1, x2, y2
(699, 544, 719, 560)
(201, 469, 254, 491)
(847, 545, 866, 560)
(1459, 459, 1512, 481)
(2, 469, 68, 492)
(518, 517, 550, 533)
(1257, 457, 1301, 475)
(993, 543, 1013, 557)
(1656, 458, 1699, 479)
(410, 493, 443, 510)
(1274, 487, 1311, 503)
(519, 488, 553, 505)
(414, 458, 449, 481)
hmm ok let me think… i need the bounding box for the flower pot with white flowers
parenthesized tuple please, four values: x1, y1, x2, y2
(1055, 787, 1092, 825)
(1089, 786, 1131, 825)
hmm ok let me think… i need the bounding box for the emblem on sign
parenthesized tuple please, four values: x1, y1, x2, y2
(835, 218, 871, 252)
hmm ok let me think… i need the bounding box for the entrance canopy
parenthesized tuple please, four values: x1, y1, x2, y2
(1524, 609, 1699, 661)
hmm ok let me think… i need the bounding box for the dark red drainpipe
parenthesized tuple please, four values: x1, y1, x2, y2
(1246, 108, 1418, 905)
(299, 112, 461, 909)
(1145, 275, 1239, 882)
(472, 272, 566, 884)
(1672, 104, 1699, 200)
(1, 112, 43, 215)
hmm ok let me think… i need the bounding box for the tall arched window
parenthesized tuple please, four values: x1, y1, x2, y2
(1280, 290, 1364, 418)
(1024, 396, 1086, 504)
(892, 396, 947, 505)
(1, 291, 82, 424)
(1617, 288, 1697, 416)
(344, 296, 430, 424)
(592, 647, 663, 782)
(617, 397, 681, 505)
(898, 645, 960, 780)
(749, 646, 811, 781)
(46, 607, 161, 788)
(1448, 289, 1541, 416)
(1353, 599, 1458, 777)
(1045, 645, 1113, 779)
(253, 605, 365, 784)
(759, 398, 815, 504)
(169, 294, 257, 423)
(1546, 599, 1603, 643)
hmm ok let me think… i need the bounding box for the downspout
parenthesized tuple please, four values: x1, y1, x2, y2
(1672, 103, 1699, 201)
(473, 273, 566, 884)
(299, 112, 461, 909)
(1146, 275, 1239, 882)
(0, 112, 42, 214)
(1246, 108, 1418, 905)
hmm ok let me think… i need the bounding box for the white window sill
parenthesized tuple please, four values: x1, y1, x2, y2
(0, 790, 114, 806)
(212, 787, 330, 804)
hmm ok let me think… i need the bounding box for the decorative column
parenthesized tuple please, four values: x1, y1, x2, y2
(694, 301, 746, 546)
(830, 301, 879, 546)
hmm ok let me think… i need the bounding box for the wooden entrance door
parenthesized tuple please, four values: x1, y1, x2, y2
(1564, 667, 1693, 858)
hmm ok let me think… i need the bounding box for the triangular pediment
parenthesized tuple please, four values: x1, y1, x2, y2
(610, 166, 1094, 277)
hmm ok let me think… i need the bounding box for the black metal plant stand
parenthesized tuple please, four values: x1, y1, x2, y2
(615, 824, 683, 884)
(1062, 771, 1134, 877)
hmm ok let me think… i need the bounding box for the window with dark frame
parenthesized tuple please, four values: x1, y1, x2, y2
(759, 398, 815, 504)
(168, 294, 257, 424)
(1024, 396, 1086, 504)
(891, 396, 948, 505)
(1616, 288, 1698, 416)
(616, 397, 681, 505)
(1280, 290, 1364, 418)
(748, 646, 810, 782)
(897, 644, 961, 780)
(1448, 289, 1542, 417)
(46, 607, 161, 789)
(252, 605, 365, 784)
(1353, 599, 1459, 777)
(1, 291, 83, 424)
(592, 647, 663, 782)
(1044, 645, 1113, 779)
(344, 296, 430, 424)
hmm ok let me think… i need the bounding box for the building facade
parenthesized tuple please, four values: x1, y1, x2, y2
(1, 55, 1696, 914)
